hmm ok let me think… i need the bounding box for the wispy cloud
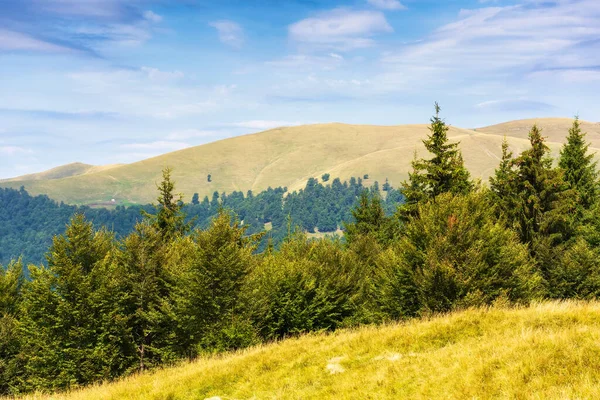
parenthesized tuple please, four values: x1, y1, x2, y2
(289, 9, 393, 51)
(143, 10, 162, 23)
(367, 0, 406, 11)
(121, 140, 190, 151)
(475, 99, 556, 112)
(0, 145, 34, 155)
(231, 120, 306, 130)
(209, 20, 244, 49)
(0, 29, 73, 52)
(166, 129, 222, 140)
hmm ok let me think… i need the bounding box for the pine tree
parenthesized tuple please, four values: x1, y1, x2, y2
(170, 211, 260, 357)
(18, 215, 125, 391)
(512, 125, 576, 245)
(344, 191, 387, 244)
(0, 260, 24, 395)
(144, 168, 188, 240)
(559, 117, 598, 210)
(508, 125, 577, 291)
(400, 103, 472, 216)
(489, 137, 518, 220)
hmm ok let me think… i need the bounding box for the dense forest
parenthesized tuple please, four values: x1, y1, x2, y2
(2, 104, 600, 395)
(0, 178, 403, 267)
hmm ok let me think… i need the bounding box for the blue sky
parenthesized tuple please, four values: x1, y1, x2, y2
(0, 0, 599, 178)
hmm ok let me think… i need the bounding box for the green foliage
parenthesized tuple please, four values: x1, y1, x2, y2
(559, 117, 598, 211)
(18, 215, 130, 391)
(245, 235, 368, 340)
(378, 191, 540, 315)
(6, 113, 600, 397)
(400, 103, 472, 218)
(344, 190, 398, 247)
(0, 260, 24, 395)
(169, 210, 261, 357)
(321, 173, 330, 182)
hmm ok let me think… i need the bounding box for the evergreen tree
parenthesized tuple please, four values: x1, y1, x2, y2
(144, 168, 188, 239)
(512, 125, 576, 246)
(559, 117, 598, 210)
(400, 103, 472, 216)
(508, 125, 577, 292)
(0, 260, 24, 395)
(489, 137, 518, 220)
(18, 216, 126, 391)
(170, 211, 260, 357)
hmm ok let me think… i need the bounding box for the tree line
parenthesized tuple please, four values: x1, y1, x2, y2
(0, 177, 402, 267)
(2, 104, 600, 395)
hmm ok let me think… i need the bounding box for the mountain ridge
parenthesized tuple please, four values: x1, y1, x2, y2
(2, 118, 599, 205)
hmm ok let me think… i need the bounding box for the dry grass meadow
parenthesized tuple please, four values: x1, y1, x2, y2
(15, 301, 600, 400)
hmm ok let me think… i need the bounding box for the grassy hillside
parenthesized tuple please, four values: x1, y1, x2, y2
(0, 163, 123, 183)
(2, 118, 598, 205)
(20, 301, 600, 400)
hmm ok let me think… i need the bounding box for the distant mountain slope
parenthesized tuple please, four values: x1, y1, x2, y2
(1, 118, 596, 205)
(0, 162, 123, 183)
(26, 301, 600, 400)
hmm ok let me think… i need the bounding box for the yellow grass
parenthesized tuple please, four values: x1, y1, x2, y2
(18, 301, 600, 400)
(2, 119, 599, 205)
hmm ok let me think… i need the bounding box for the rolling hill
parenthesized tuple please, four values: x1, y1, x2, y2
(2, 118, 599, 205)
(19, 301, 600, 400)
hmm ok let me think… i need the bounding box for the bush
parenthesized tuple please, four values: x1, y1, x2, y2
(244, 235, 368, 340)
(376, 191, 542, 316)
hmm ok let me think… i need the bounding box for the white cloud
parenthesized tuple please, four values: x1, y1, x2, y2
(266, 54, 345, 70)
(379, 0, 600, 89)
(166, 129, 222, 140)
(475, 99, 555, 112)
(0, 29, 72, 52)
(143, 10, 162, 23)
(367, 0, 406, 11)
(66, 67, 235, 119)
(121, 141, 190, 151)
(289, 9, 393, 51)
(141, 66, 184, 81)
(0, 146, 34, 155)
(209, 20, 244, 48)
(231, 120, 305, 130)
(34, 0, 125, 18)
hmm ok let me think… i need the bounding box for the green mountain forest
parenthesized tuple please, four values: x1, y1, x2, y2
(2, 107, 600, 396)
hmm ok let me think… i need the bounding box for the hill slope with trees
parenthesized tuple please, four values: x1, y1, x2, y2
(3, 106, 600, 397)
(2, 119, 598, 205)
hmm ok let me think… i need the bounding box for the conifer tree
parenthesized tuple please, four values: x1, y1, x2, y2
(559, 117, 598, 210)
(512, 125, 576, 246)
(0, 260, 24, 395)
(490, 137, 518, 219)
(400, 103, 472, 216)
(344, 191, 389, 245)
(144, 167, 188, 239)
(506, 125, 577, 291)
(18, 215, 124, 391)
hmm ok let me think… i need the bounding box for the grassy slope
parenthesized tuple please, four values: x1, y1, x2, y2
(0, 163, 123, 183)
(2, 119, 599, 205)
(23, 301, 600, 400)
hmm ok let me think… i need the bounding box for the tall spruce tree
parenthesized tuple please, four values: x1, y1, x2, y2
(559, 117, 598, 210)
(489, 137, 518, 220)
(400, 103, 472, 216)
(512, 125, 576, 245)
(0, 260, 24, 395)
(144, 167, 188, 240)
(18, 216, 124, 391)
(507, 125, 577, 291)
